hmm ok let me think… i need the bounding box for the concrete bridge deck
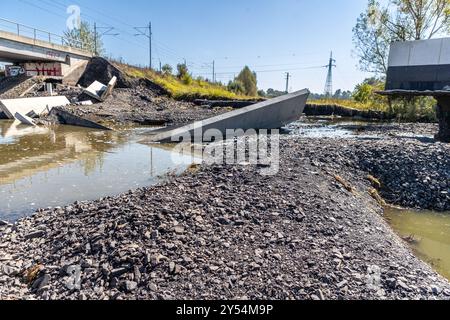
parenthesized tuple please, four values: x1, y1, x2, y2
(0, 30, 92, 64)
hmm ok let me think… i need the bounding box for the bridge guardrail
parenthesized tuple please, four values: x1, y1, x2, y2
(0, 18, 89, 53)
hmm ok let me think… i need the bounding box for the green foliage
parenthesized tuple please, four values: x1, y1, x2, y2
(161, 64, 173, 75)
(227, 80, 246, 95)
(235, 66, 258, 96)
(176, 63, 189, 79)
(181, 73, 193, 85)
(353, 0, 449, 75)
(266, 88, 286, 98)
(257, 90, 266, 97)
(63, 21, 104, 55)
(310, 77, 437, 122)
(119, 63, 253, 101)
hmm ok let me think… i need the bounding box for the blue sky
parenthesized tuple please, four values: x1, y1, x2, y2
(0, 0, 373, 93)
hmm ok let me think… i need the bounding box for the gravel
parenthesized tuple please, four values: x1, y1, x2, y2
(0, 126, 449, 300)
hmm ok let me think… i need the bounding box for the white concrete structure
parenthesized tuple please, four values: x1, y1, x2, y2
(150, 89, 310, 143)
(388, 37, 450, 67)
(386, 37, 450, 91)
(0, 96, 70, 119)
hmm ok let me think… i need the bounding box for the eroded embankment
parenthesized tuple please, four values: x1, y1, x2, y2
(0, 129, 449, 300)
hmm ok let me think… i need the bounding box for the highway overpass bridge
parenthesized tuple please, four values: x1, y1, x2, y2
(0, 18, 92, 79)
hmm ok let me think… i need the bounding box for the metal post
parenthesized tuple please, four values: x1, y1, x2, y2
(149, 22, 152, 70)
(94, 22, 97, 56)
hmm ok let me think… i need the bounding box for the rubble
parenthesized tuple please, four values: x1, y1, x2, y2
(0, 130, 449, 300)
(0, 96, 70, 119)
(83, 76, 117, 102)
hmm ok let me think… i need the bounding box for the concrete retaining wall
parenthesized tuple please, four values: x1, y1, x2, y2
(304, 104, 394, 120)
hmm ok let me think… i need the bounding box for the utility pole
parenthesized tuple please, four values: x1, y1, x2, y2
(285, 72, 290, 93)
(324, 51, 336, 97)
(212, 60, 215, 83)
(134, 22, 152, 70)
(94, 23, 118, 56)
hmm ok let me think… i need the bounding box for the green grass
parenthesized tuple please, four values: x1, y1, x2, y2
(308, 98, 373, 110)
(116, 63, 255, 101)
(308, 97, 437, 122)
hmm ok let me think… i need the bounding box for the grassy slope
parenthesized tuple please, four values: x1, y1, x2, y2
(116, 63, 254, 101)
(308, 97, 437, 122)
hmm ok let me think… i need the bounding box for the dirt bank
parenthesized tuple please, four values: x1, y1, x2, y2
(0, 124, 449, 300)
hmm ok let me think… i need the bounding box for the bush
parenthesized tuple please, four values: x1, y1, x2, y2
(227, 80, 245, 94)
(181, 73, 193, 85)
(162, 64, 173, 75)
(177, 63, 189, 79)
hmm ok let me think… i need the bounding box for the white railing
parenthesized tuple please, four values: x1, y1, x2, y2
(0, 18, 87, 51)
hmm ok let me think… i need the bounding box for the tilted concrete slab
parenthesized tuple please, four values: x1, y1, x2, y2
(14, 112, 36, 126)
(150, 89, 310, 143)
(49, 108, 112, 131)
(0, 96, 70, 119)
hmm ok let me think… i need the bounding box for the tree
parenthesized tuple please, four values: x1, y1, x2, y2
(353, 0, 449, 75)
(257, 89, 266, 97)
(266, 88, 286, 98)
(235, 66, 258, 96)
(227, 80, 245, 94)
(176, 63, 189, 79)
(162, 64, 173, 75)
(64, 21, 104, 55)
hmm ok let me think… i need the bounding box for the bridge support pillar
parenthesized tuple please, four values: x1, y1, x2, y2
(436, 96, 450, 143)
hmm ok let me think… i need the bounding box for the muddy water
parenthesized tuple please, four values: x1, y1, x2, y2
(0, 121, 199, 221)
(385, 208, 450, 281)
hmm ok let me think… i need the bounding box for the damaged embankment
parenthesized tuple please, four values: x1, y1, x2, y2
(0, 128, 449, 300)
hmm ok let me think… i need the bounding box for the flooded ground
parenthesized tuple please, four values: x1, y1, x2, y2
(385, 207, 450, 281)
(0, 120, 199, 221)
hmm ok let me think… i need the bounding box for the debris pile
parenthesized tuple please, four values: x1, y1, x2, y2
(77, 57, 131, 89)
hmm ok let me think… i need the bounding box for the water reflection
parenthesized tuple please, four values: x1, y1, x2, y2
(0, 121, 199, 221)
(385, 207, 450, 281)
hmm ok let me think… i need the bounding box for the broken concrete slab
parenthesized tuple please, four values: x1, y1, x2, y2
(0, 96, 70, 119)
(149, 89, 310, 143)
(83, 81, 105, 102)
(48, 108, 111, 130)
(101, 76, 117, 100)
(83, 76, 117, 102)
(14, 112, 36, 126)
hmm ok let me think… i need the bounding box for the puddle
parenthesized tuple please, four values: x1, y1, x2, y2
(385, 207, 450, 281)
(287, 117, 382, 139)
(0, 120, 200, 221)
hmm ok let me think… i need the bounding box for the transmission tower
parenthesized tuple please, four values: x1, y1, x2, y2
(324, 51, 336, 97)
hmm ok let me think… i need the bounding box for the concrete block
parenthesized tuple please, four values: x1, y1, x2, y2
(0, 96, 70, 119)
(14, 112, 36, 126)
(83, 76, 117, 102)
(83, 81, 106, 102)
(150, 89, 309, 143)
(101, 76, 117, 100)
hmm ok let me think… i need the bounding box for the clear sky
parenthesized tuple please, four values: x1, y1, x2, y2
(0, 0, 373, 93)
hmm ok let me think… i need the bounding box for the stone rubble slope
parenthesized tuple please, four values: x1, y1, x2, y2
(0, 136, 449, 300)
